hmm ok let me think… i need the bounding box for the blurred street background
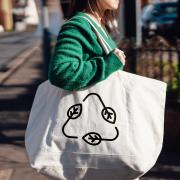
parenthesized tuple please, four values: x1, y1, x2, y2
(0, 0, 180, 179)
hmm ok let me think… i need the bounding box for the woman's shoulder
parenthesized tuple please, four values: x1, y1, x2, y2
(61, 12, 93, 33)
(57, 12, 98, 47)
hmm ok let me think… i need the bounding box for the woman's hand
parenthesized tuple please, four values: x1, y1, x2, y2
(112, 48, 126, 66)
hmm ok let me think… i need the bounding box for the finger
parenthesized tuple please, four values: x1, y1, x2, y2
(118, 52, 126, 59)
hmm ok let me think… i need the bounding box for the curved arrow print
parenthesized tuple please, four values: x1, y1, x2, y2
(83, 93, 116, 124)
(62, 103, 82, 139)
(62, 93, 119, 146)
(82, 127, 119, 146)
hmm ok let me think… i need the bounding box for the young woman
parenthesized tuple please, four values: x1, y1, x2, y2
(48, 0, 126, 91)
(47, 1, 140, 179)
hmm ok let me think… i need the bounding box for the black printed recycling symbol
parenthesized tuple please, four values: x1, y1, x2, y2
(62, 93, 119, 146)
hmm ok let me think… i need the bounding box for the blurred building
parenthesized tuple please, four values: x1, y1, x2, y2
(12, 0, 39, 31)
(0, 0, 39, 32)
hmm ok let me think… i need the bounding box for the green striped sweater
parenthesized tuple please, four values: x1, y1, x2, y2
(48, 11, 124, 90)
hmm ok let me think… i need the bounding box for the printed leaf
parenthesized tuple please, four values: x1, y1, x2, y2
(101, 107, 116, 124)
(82, 132, 102, 146)
(67, 103, 82, 119)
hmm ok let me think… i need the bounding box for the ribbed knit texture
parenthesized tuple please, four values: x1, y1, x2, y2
(48, 11, 124, 90)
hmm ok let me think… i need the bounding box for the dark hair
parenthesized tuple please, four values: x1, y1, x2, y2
(67, 0, 120, 35)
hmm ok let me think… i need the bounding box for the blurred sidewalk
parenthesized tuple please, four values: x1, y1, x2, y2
(0, 31, 38, 73)
(0, 43, 48, 180)
(0, 0, 61, 178)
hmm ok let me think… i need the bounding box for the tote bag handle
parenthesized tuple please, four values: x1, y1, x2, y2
(66, 15, 113, 55)
(79, 15, 126, 66)
(80, 16, 113, 55)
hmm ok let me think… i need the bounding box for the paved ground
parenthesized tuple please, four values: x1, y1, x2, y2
(0, 31, 38, 71)
(0, 45, 48, 180)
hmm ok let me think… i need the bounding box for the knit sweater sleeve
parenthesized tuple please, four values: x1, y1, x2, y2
(48, 21, 124, 91)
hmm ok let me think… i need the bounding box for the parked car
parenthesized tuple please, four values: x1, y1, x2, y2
(142, 1, 178, 39)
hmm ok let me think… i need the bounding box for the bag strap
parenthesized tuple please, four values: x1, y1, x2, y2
(66, 15, 113, 55)
(80, 16, 113, 55)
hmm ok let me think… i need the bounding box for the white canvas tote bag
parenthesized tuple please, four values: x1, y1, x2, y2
(25, 14, 167, 180)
